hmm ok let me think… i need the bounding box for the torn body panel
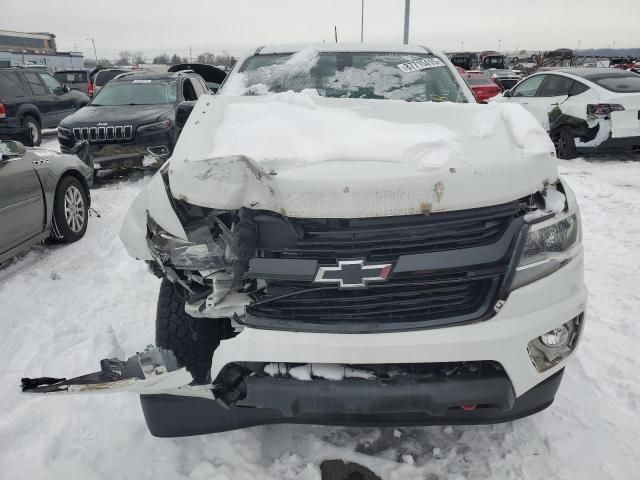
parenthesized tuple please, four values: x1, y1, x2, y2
(21, 346, 198, 395)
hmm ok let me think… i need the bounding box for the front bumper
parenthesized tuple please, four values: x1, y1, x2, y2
(58, 128, 173, 169)
(141, 369, 564, 437)
(141, 251, 585, 436)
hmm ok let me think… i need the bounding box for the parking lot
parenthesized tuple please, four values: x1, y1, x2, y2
(0, 131, 637, 479)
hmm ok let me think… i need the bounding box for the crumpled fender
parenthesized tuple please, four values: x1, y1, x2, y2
(120, 171, 187, 260)
(170, 154, 277, 210)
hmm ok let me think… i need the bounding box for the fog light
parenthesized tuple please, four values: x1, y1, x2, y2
(539, 326, 570, 347)
(527, 315, 583, 372)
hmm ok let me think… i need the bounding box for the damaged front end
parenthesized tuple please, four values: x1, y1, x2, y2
(22, 160, 579, 428)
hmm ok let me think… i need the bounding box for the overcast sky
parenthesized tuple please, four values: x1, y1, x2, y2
(3, 0, 638, 60)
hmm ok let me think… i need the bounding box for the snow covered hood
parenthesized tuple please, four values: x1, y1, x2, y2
(168, 92, 558, 217)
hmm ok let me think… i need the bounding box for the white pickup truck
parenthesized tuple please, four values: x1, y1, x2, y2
(23, 44, 587, 438)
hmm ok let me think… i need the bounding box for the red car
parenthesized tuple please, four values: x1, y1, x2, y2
(459, 69, 502, 102)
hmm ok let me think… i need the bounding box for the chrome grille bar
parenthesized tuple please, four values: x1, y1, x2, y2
(72, 125, 134, 143)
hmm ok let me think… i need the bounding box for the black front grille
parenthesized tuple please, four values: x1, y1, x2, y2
(247, 274, 500, 332)
(256, 203, 518, 265)
(246, 202, 524, 333)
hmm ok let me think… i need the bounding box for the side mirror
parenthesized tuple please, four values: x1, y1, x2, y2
(503, 89, 511, 98)
(0, 140, 27, 159)
(63, 84, 70, 93)
(176, 101, 196, 129)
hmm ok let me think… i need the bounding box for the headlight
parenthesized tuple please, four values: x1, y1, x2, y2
(510, 213, 581, 290)
(146, 215, 227, 270)
(138, 119, 171, 133)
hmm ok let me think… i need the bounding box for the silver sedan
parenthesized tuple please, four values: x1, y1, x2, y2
(0, 139, 93, 264)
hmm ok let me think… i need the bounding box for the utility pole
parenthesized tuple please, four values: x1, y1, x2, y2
(86, 38, 98, 63)
(403, 0, 410, 44)
(90, 37, 97, 63)
(334, 26, 338, 43)
(360, 0, 364, 43)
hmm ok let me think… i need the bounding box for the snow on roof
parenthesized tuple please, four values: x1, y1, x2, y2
(257, 43, 432, 55)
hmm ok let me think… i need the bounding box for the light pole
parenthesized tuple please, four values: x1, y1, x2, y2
(403, 0, 410, 44)
(498, 39, 502, 52)
(578, 40, 581, 51)
(360, 0, 364, 43)
(461, 41, 464, 51)
(86, 37, 98, 63)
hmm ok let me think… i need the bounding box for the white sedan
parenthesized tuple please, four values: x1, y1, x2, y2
(500, 68, 640, 158)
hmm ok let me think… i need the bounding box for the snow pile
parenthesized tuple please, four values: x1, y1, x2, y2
(543, 185, 567, 213)
(209, 90, 462, 172)
(472, 102, 554, 156)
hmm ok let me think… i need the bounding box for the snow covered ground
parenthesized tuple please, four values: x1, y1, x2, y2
(1, 135, 639, 479)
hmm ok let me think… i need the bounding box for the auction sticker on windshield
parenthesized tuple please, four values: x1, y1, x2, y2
(397, 58, 446, 73)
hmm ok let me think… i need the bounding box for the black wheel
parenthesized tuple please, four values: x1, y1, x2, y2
(21, 115, 41, 147)
(51, 176, 89, 243)
(552, 127, 578, 160)
(156, 279, 221, 384)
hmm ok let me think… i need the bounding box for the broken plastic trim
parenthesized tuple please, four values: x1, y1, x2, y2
(146, 214, 231, 271)
(21, 346, 196, 395)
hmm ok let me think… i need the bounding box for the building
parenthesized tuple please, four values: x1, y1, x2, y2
(0, 29, 83, 70)
(0, 30, 57, 54)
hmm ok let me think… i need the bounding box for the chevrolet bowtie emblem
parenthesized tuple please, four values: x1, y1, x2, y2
(313, 260, 392, 289)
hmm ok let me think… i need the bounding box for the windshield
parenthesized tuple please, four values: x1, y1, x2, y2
(90, 80, 177, 106)
(229, 50, 468, 103)
(94, 70, 126, 87)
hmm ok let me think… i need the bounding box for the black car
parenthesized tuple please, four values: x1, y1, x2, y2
(0, 67, 90, 146)
(57, 67, 224, 171)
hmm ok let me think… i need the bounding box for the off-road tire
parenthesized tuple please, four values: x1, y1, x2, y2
(156, 279, 221, 384)
(21, 115, 41, 147)
(51, 176, 89, 243)
(552, 127, 578, 160)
